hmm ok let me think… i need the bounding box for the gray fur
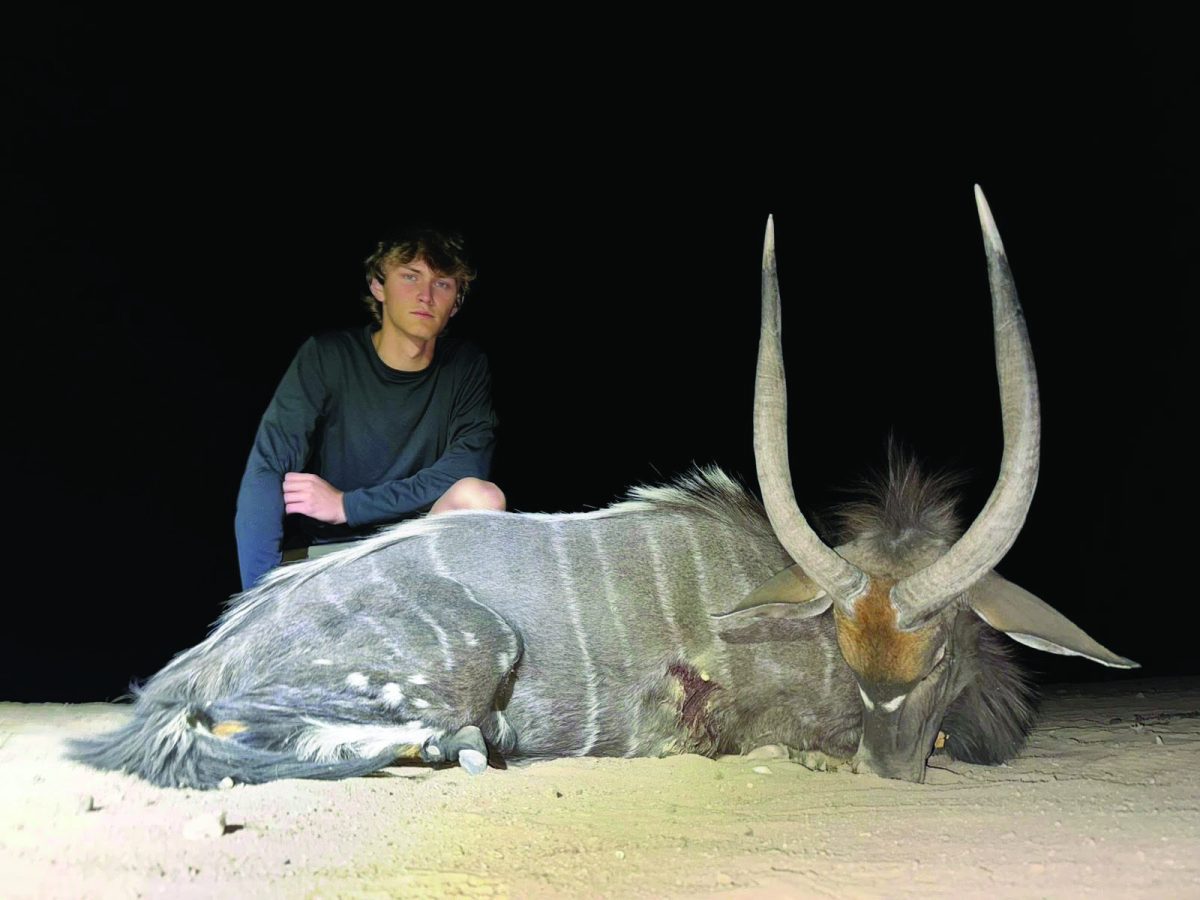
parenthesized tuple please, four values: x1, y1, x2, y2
(70, 461, 1033, 789)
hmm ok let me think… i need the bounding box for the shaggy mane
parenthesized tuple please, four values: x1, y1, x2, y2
(834, 447, 966, 562)
(620, 465, 773, 538)
(221, 466, 766, 624)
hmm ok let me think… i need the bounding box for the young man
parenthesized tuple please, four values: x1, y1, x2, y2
(235, 227, 503, 590)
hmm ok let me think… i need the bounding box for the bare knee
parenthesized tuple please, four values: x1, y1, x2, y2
(430, 478, 506, 515)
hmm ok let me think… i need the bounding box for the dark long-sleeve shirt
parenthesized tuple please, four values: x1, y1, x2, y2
(235, 326, 497, 589)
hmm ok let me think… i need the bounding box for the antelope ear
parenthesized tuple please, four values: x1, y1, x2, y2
(968, 571, 1139, 668)
(712, 565, 831, 620)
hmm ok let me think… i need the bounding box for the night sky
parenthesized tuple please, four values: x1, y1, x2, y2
(6, 28, 1193, 701)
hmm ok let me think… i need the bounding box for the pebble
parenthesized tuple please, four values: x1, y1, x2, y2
(1155, 735, 1164, 745)
(752, 766, 773, 775)
(76, 795, 95, 814)
(614, 850, 625, 860)
(183, 811, 227, 840)
(218, 777, 235, 790)
(746, 744, 789, 759)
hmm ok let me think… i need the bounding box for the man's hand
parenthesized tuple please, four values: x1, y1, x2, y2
(283, 473, 347, 524)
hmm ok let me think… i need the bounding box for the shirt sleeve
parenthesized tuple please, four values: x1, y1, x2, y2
(234, 339, 328, 589)
(341, 350, 498, 528)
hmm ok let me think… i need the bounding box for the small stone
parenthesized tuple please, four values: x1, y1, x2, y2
(76, 795, 95, 813)
(614, 850, 625, 860)
(752, 766, 773, 775)
(1136, 691, 1145, 699)
(547, 788, 564, 799)
(746, 744, 789, 760)
(218, 777, 235, 790)
(1154, 735, 1164, 745)
(183, 811, 227, 840)
(716, 872, 733, 885)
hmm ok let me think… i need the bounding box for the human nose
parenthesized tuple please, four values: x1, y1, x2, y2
(417, 280, 435, 306)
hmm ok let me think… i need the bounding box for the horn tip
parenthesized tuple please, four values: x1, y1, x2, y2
(974, 184, 1007, 257)
(763, 215, 775, 267)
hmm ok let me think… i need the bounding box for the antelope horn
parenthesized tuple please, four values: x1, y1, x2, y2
(892, 186, 1041, 627)
(755, 216, 869, 614)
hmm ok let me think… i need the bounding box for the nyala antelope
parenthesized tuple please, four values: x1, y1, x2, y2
(71, 187, 1136, 787)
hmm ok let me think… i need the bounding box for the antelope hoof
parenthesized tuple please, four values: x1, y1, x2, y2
(423, 725, 490, 774)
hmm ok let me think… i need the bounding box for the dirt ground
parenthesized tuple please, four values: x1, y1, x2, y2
(2, 678, 1197, 898)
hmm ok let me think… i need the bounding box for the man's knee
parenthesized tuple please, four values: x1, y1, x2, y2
(430, 478, 506, 515)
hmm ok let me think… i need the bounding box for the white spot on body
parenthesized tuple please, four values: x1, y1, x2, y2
(380, 683, 405, 708)
(312, 659, 333, 666)
(346, 672, 369, 689)
(412, 698, 431, 709)
(407, 674, 428, 685)
(462, 631, 479, 647)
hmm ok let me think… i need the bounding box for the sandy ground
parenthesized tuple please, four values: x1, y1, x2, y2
(2, 678, 1197, 899)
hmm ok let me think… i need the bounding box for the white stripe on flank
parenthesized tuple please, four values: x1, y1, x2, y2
(550, 521, 600, 755)
(858, 686, 875, 711)
(821, 633, 835, 698)
(641, 521, 683, 649)
(293, 720, 435, 762)
(346, 672, 369, 689)
(717, 523, 755, 598)
(674, 514, 730, 683)
(407, 602, 455, 672)
(588, 528, 639, 756)
(426, 531, 451, 579)
(880, 694, 907, 713)
(674, 514, 709, 599)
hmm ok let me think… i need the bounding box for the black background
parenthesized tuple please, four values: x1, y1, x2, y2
(5, 23, 1193, 700)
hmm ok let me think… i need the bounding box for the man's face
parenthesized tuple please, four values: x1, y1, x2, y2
(370, 258, 460, 343)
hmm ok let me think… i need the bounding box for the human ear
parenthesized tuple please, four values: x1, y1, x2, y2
(369, 278, 385, 304)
